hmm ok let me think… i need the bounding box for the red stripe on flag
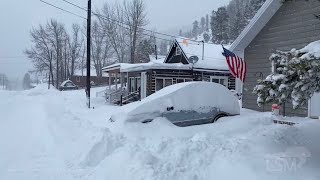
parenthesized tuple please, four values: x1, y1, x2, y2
(226, 57, 237, 77)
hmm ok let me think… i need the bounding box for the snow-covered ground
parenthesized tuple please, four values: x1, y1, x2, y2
(1, 84, 320, 180)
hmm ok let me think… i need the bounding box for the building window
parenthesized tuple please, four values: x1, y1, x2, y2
(136, 77, 141, 92)
(76, 76, 81, 82)
(129, 77, 136, 92)
(176, 47, 181, 55)
(155, 78, 173, 91)
(156, 79, 163, 91)
(176, 78, 193, 83)
(129, 77, 142, 92)
(210, 76, 228, 87)
(176, 78, 184, 84)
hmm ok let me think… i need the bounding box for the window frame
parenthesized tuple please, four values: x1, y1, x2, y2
(210, 76, 228, 87)
(76, 76, 81, 82)
(176, 47, 181, 56)
(155, 77, 174, 91)
(176, 78, 193, 84)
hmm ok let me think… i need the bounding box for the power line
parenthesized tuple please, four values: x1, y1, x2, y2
(40, 0, 87, 20)
(42, 0, 209, 46)
(60, 0, 216, 45)
(39, 0, 223, 60)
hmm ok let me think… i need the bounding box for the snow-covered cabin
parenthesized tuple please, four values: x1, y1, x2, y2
(70, 68, 109, 88)
(230, 0, 320, 118)
(102, 38, 235, 104)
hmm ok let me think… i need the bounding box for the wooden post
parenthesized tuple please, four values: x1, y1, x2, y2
(127, 72, 129, 92)
(108, 72, 111, 90)
(120, 72, 123, 91)
(115, 72, 118, 91)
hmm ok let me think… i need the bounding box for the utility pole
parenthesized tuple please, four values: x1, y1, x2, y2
(86, 0, 92, 108)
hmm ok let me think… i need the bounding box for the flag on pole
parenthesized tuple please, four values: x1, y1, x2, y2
(222, 47, 247, 82)
(182, 39, 189, 47)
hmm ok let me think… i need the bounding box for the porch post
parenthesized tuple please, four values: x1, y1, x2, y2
(127, 72, 129, 92)
(108, 72, 111, 90)
(115, 72, 118, 91)
(120, 72, 123, 91)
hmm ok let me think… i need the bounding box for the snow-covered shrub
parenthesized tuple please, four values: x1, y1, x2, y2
(253, 41, 320, 109)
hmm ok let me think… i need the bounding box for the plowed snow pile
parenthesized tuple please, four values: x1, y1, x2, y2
(0, 84, 320, 180)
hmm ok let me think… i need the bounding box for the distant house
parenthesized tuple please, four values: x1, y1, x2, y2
(102, 38, 235, 104)
(230, 0, 320, 117)
(70, 68, 109, 88)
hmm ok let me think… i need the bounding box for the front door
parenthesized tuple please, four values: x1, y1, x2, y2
(310, 93, 320, 118)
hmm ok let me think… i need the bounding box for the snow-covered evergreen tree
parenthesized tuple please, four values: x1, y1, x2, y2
(192, 20, 200, 39)
(229, 9, 247, 41)
(203, 32, 210, 43)
(205, 14, 209, 31)
(211, 7, 229, 44)
(200, 17, 206, 33)
(253, 41, 320, 109)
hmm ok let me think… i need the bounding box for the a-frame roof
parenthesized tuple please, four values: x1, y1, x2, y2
(230, 0, 282, 52)
(165, 38, 229, 71)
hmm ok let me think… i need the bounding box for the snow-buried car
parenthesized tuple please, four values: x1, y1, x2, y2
(109, 82, 240, 127)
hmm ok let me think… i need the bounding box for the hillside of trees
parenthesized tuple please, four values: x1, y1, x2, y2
(180, 0, 266, 44)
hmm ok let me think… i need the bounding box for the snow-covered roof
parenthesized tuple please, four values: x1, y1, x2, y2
(230, 0, 282, 52)
(175, 38, 229, 70)
(102, 61, 193, 73)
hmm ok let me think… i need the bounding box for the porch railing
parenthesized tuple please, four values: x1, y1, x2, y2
(105, 89, 130, 104)
(122, 90, 140, 105)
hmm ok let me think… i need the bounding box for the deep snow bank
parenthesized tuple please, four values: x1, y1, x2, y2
(1, 85, 320, 180)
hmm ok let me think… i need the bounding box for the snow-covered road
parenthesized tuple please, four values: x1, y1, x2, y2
(0, 85, 319, 180)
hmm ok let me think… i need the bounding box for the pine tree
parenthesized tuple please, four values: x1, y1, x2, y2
(136, 36, 155, 63)
(200, 17, 206, 33)
(229, 9, 247, 41)
(179, 29, 183, 36)
(244, 0, 266, 22)
(203, 32, 210, 43)
(205, 14, 209, 31)
(211, 7, 229, 44)
(192, 20, 200, 38)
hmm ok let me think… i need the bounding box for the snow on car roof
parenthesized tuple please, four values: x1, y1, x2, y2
(175, 38, 229, 70)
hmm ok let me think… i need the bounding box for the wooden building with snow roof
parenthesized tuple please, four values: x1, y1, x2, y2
(102, 38, 235, 104)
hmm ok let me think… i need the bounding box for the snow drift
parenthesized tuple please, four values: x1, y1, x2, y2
(1, 84, 320, 180)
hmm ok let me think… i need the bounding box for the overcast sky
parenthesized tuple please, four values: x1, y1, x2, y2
(0, 0, 230, 80)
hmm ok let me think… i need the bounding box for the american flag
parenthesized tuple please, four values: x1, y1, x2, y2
(222, 47, 247, 82)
